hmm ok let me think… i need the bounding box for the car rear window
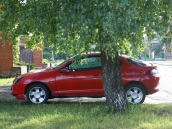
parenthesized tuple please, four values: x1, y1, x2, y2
(127, 57, 146, 66)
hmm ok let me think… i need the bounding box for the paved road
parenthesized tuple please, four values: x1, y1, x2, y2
(0, 61, 172, 104)
(144, 61, 172, 104)
(0, 84, 15, 99)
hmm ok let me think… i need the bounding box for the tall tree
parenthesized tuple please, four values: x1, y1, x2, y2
(0, 0, 171, 113)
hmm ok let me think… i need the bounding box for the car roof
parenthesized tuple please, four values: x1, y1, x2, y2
(86, 52, 128, 59)
(86, 52, 129, 64)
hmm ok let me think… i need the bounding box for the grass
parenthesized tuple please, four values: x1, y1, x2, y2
(0, 78, 14, 86)
(0, 100, 172, 129)
(0, 67, 172, 129)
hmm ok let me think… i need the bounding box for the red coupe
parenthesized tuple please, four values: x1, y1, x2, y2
(11, 53, 160, 104)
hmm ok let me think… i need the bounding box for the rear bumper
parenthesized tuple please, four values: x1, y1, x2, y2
(144, 74, 160, 94)
(148, 87, 159, 94)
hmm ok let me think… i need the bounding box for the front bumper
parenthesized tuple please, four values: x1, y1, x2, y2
(11, 84, 26, 100)
(11, 91, 25, 100)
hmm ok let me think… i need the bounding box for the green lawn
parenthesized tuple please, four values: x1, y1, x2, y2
(0, 78, 172, 129)
(0, 100, 172, 129)
(0, 78, 14, 86)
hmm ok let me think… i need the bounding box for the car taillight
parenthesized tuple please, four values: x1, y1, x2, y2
(146, 69, 158, 75)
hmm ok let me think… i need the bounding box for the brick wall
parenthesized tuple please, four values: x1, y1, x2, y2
(0, 35, 13, 72)
(33, 45, 42, 67)
(19, 36, 42, 67)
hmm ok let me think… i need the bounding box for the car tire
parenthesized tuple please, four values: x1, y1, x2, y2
(26, 83, 49, 104)
(124, 83, 146, 104)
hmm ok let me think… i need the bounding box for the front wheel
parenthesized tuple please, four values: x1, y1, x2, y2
(124, 83, 146, 104)
(26, 83, 49, 104)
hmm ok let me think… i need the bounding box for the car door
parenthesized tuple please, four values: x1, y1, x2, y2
(55, 56, 104, 96)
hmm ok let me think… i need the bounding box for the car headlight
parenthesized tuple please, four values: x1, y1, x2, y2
(13, 76, 23, 84)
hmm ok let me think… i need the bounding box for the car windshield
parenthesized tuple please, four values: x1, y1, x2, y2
(127, 57, 146, 66)
(52, 58, 73, 69)
(52, 54, 85, 69)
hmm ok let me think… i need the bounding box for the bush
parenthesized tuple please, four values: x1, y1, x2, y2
(43, 52, 51, 60)
(159, 52, 164, 58)
(42, 59, 49, 64)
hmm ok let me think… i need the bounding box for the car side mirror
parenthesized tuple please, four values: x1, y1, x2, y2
(60, 68, 69, 73)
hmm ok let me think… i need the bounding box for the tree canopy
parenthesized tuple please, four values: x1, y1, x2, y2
(0, 0, 171, 112)
(1, 0, 171, 55)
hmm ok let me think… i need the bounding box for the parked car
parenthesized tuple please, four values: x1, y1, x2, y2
(11, 52, 160, 104)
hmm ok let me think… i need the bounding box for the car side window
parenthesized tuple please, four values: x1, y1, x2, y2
(68, 56, 101, 71)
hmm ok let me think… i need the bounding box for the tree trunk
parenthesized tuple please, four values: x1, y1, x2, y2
(101, 51, 128, 113)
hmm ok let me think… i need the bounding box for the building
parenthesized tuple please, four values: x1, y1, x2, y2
(144, 34, 172, 59)
(0, 34, 13, 77)
(19, 35, 42, 68)
(0, 35, 42, 77)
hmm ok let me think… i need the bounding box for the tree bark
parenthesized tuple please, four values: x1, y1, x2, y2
(101, 50, 128, 113)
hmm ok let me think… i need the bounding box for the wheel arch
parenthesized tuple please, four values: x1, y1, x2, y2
(24, 81, 53, 98)
(124, 81, 148, 95)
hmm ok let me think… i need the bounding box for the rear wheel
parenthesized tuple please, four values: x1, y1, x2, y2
(26, 83, 49, 104)
(124, 83, 146, 104)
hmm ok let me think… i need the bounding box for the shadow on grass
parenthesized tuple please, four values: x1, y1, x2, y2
(1, 98, 172, 129)
(0, 97, 107, 106)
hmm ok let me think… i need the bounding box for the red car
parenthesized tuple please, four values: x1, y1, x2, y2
(11, 53, 160, 104)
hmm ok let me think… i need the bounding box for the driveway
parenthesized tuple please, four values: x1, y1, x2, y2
(0, 84, 15, 99)
(143, 61, 172, 104)
(0, 83, 171, 104)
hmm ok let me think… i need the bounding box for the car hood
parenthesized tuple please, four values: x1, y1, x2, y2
(21, 68, 56, 78)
